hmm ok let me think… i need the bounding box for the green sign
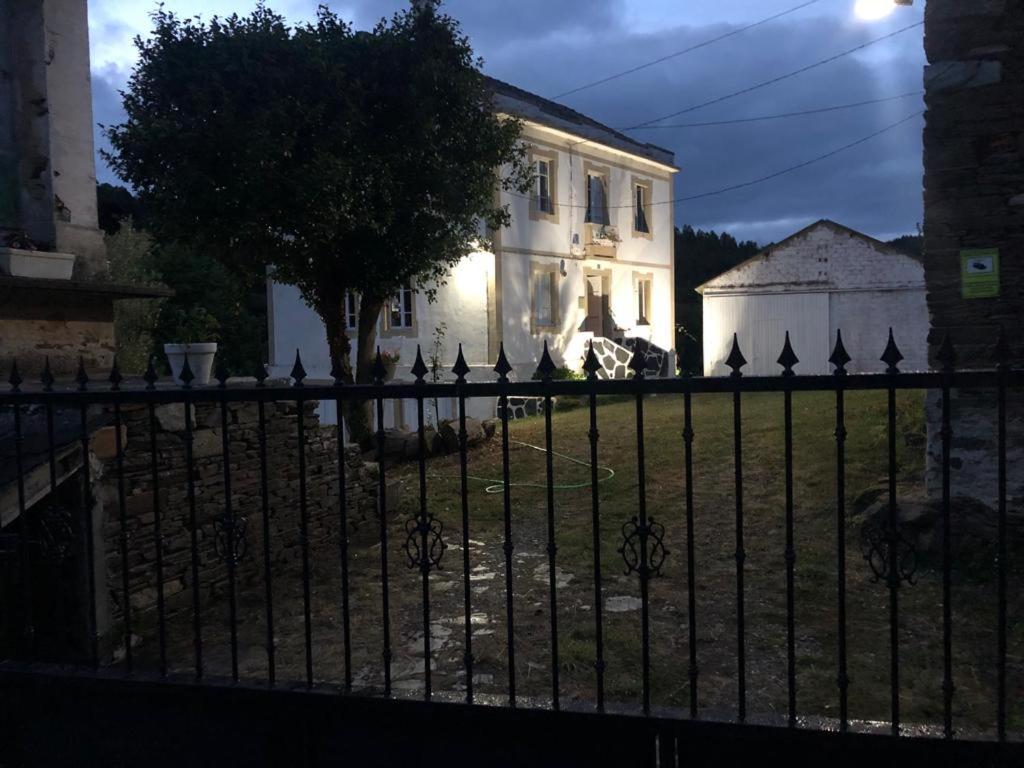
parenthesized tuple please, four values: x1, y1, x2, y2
(961, 248, 1000, 299)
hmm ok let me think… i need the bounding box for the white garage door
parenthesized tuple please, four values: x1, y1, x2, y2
(703, 292, 831, 376)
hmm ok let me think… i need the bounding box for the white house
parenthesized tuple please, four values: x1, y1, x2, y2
(699, 220, 928, 376)
(268, 77, 678, 426)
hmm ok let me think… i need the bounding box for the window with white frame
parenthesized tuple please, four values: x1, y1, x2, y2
(585, 172, 609, 225)
(634, 183, 650, 234)
(637, 276, 652, 325)
(344, 291, 358, 330)
(532, 268, 558, 329)
(536, 159, 553, 214)
(390, 281, 414, 329)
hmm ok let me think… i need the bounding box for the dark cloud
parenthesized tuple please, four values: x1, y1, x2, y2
(91, 69, 126, 185)
(91, 2, 926, 242)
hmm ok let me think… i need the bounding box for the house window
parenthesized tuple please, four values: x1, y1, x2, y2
(536, 159, 553, 214)
(345, 292, 358, 331)
(585, 173, 609, 225)
(634, 184, 650, 234)
(390, 281, 414, 329)
(636, 276, 652, 325)
(532, 268, 559, 330)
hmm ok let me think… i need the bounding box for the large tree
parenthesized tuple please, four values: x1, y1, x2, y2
(106, 1, 531, 439)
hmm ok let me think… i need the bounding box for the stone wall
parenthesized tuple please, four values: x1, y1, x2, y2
(96, 397, 379, 635)
(922, 0, 1023, 508)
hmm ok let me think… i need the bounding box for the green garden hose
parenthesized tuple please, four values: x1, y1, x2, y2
(432, 439, 615, 494)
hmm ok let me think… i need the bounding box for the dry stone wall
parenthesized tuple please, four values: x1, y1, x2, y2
(96, 397, 378, 633)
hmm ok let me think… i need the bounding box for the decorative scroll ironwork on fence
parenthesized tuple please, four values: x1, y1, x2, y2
(0, 327, 1019, 745)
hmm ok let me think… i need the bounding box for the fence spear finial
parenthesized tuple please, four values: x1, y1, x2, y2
(777, 331, 799, 377)
(215, 355, 230, 388)
(452, 343, 470, 383)
(582, 340, 601, 380)
(627, 344, 647, 378)
(937, 333, 957, 373)
(829, 329, 851, 375)
(725, 333, 747, 378)
(371, 347, 387, 385)
(493, 342, 512, 382)
(536, 340, 556, 381)
(75, 356, 90, 392)
(290, 349, 307, 386)
(411, 344, 429, 383)
(993, 327, 1011, 370)
(41, 356, 54, 392)
(144, 356, 159, 390)
(179, 354, 195, 389)
(881, 328, 903, 375)
(108, 357, 123, 391)
(8, 358, 22, 392)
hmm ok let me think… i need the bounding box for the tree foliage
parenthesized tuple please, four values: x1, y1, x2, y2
(674, 225, 761, 373)
(105, 1, 531, 438)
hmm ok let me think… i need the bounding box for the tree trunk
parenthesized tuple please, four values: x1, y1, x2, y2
(338, 295, 382, 446)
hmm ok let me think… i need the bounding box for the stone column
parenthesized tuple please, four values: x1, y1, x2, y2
(922, 0, 1023, 508)
(0, 0, 106, 277)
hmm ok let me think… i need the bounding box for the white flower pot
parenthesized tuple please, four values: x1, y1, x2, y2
(0, 247, 76, 280)
(164, 342, 218, 386)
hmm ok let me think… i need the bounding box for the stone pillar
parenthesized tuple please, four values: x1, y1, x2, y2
(922, 0, 1023, 508)
(0, 0, 105, 277)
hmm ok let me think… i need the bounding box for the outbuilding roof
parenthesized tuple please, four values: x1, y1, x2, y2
(696, 219, 923, 295)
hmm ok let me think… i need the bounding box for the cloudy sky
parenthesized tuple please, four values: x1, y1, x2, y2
(88, 0, 927, 244)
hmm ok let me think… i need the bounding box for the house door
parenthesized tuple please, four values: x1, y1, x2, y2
(584, 274, 612, 337)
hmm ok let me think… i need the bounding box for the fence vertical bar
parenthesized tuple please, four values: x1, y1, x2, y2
(332, 362, 352, 692)
(994, 331, 1008, 742)
(143, 359, 167, 676)
(881, 329, 904, 736)
(412, 347, 433, 700)
(683, 380, 698, 719)
(9, 362, 34, 660)
(938, 336, 956, 738)
(291, 352, 314, 688)
(255, 362, 275, 684)
(453, 346, 474, 704)
(830, 331, 851, 732)
(495, 343, 516, 707)
(181, 358, 203, 680)
(726, 334, 747, 722)
(76, 360, 100, 669)
(216, 363, 239, 682)
(110, 363, 134, 674)
(778, 332, 799, 727)
(583, 344, 605, 711)
(537, 342, 561, 711)
(632, 354, 653, 716)
(372, 349, 393, 696)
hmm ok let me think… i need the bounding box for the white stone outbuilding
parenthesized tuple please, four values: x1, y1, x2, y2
(699, 220, 928, 376)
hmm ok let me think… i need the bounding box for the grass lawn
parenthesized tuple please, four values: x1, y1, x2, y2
(369, 390, 1020, 735)
(152, 389, 1020, 738)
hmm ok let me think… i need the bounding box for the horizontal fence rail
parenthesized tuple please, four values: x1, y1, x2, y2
(0, 329, 1020, 750)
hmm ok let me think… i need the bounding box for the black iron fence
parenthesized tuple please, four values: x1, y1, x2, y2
(0, 329, 1020, 745)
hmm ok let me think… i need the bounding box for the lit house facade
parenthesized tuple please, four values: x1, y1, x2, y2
(267, 78, 678, 426)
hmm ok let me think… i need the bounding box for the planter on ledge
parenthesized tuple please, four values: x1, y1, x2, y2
(164, 342, 218, 386)
(0, 247, 76, 280)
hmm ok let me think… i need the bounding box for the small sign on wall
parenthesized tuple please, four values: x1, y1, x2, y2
(961, 248, 1000, 299)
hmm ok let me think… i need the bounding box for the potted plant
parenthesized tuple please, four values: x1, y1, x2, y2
(381, 349, 401, 381)
(161, 306, 221, 385)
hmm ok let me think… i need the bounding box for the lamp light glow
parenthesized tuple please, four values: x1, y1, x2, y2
(854, 0, 897, 20)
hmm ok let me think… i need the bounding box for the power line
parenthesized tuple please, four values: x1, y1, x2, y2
(677, 110, 923, 201)
(550, 0, 829, 101)
(623, 20, 924, 130)
(627, 91, 922, 129)
(510, 110, 922, 209)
